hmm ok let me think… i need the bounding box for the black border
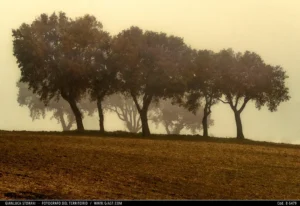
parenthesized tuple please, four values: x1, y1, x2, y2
(0, 200, 299, 206)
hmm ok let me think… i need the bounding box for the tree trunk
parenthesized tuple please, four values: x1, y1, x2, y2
(164, 123, 171, 135)
(68, 99, 84, 131)
(202, 112, 209, 137)
(234, 111, 244, 139)
(131, 123, 141, 133)
(125, 113, 140, 133)
(97, 98, 105, 133)
(140, 110, 150, 137)
(172, 124, 184, 135)
(202, 95, 213, 137)
(202, 101, 211, 137)
(60, 91, 84, 131)
(58, 110, 68, 131)
(131, 93, 152, 137)
(126, 122, 134, 133)
(65, 118, 74, 131)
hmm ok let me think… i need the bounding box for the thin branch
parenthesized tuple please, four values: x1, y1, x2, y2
(112, 106, 126, 121)
(218, 98, 230, 104)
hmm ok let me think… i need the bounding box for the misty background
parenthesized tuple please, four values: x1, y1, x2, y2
(1, 0, 300, 144)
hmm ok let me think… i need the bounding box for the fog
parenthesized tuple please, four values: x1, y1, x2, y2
(1, 0, 300, 144)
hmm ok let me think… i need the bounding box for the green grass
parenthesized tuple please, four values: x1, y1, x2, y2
(0, 131, 299, 200)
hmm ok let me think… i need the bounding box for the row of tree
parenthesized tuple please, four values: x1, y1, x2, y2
(12, 12, 290, 139)
(17, 82, 211, 134)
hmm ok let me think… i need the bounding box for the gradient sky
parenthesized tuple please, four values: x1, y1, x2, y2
(1, 0, 300, 144)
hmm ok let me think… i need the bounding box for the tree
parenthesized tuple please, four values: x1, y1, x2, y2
(87, 32, 117, 133)
(182, 50, 221, 137)
(17, 82, 96, 131)
(104, 94, 142, 133)
(151, 99, 214, 135)
(17, 82, 75, 131)
(112, 26, 191, 136)
(217, 49, 290, 139)
(12, 12, 108, 131)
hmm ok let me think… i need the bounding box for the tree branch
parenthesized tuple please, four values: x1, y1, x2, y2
(218, 98, 230, 104)
(112, 106, 126, 121)
(238, 97, 250, 113)
(142, 93, 153, 112)
(208, 107, 212, 115)
(234, 94, 241, 108)
(131, 92, 142, 113)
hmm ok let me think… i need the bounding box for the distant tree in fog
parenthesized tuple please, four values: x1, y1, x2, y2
(112, 26, 192, 136)
(151, 99, 214, 135)
(17, 82, 96, 131)
(216, 49, 290, 139)
(104, 94, 142, 133)
(12, 12, 109, 131)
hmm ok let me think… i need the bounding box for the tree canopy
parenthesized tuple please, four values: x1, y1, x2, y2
(12, 12, 109, 131)
(216, 49, 290, 139)
(12, 12, 290, 139)
(112, 26, 192, 136)
(180, 49, 221, 137)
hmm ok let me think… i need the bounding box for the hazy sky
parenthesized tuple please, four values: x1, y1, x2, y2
(1, 0, 300, 144)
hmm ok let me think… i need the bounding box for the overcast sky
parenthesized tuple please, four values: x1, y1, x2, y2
(0, 0, 300, 144)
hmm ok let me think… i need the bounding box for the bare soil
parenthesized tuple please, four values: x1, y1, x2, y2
(0, 131, 299, 200)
